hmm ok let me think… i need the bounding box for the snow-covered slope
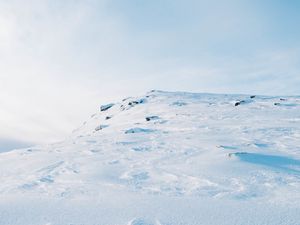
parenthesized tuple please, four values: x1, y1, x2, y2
(1, 90, 300, 225)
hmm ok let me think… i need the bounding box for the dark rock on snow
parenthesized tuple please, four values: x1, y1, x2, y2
(100, 103, 114, 111)
(235, 100, 246, 106)
(95, 125, 109, 131)
(145, 116, 160, 121)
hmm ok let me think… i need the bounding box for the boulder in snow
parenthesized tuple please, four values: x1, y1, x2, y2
(95, 125, 109, 131)
(145, 116, 160, 121)
(125, 128, 154, 134)
(100, 103, 114, 111)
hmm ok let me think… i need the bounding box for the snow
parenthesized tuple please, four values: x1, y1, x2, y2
(1, 90, 300, 224)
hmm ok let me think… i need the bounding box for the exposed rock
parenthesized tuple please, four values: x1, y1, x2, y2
(235, 100, 245, 106)
(145, 116, 160, 121)
(121, 98, 147, 111)
(128, 98, 146, 106)
(122, 97, 130, 102)
(125, 128, 154, 134)
(100, 103, 114, 111)
(95, 125, 109, 131)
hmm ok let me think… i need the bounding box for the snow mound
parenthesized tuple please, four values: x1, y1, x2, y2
(1, 90, 300, 224)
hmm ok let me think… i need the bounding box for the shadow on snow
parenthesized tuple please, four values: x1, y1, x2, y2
(234, 152, 300, 174)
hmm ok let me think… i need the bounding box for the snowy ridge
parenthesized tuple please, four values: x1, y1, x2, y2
(1, 90, 300, 224)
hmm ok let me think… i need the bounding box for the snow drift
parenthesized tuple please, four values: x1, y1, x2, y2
(1, 90, 300, 225)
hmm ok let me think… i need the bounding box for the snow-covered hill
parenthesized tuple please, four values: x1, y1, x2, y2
(1, 90, 300, 225)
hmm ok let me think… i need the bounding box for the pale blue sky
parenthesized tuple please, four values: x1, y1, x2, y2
(0, 0, 299, 148)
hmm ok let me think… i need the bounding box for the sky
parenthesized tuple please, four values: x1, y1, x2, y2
(0, 0, 300, 149)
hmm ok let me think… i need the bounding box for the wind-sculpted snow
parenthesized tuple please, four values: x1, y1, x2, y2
(1, 90, 300, 224)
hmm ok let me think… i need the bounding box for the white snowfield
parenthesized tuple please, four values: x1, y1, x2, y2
(1, 90, 300, 225)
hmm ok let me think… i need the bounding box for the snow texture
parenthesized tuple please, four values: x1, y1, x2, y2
(1, 90, 300, 224)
